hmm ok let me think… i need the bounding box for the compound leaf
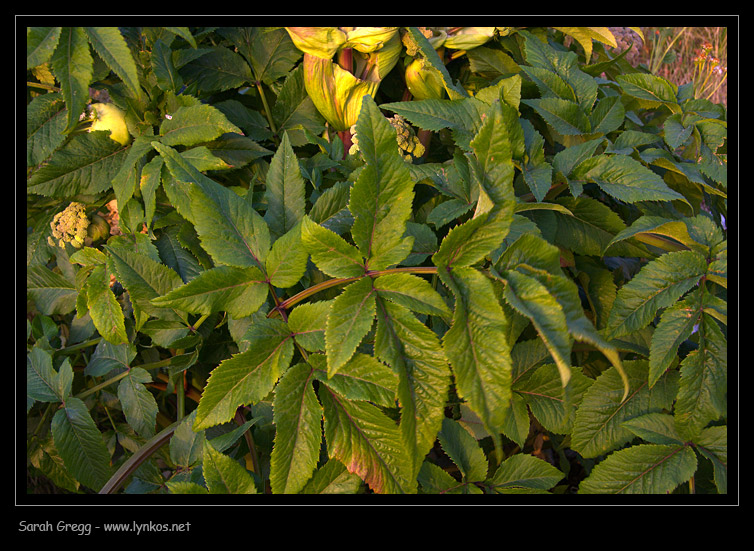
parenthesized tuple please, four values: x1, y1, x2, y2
(606, 250, 707, 340)
(301, 215, 365, 278)
(349, 95, 415, 270)
(570, 360, 678, 458)
(194, 318, 294, 430)
(151, 265, 267, 318)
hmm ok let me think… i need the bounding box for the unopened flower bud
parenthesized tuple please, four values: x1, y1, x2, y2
(442, 27, 497, 51)
(404, 57, 444, 100)
(87, 214, 111, 242)
(88, 103, 131, 146)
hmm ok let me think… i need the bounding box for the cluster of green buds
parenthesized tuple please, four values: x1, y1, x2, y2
(348, 114, 425, 162)
(48, 202, 110, 249)
(285, 27, 402, 133)
(48, 202, 90, 249)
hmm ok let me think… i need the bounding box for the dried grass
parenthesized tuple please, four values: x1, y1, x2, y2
(638, 27, 727, 107)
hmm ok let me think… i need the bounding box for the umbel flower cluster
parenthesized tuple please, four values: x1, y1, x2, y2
(48, 202, 89, 249)
(348, 114, 425, 161)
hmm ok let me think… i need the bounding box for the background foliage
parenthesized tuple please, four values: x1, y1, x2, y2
(25, 24, 729, 496)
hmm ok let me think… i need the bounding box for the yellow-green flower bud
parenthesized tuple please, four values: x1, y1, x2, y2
(88, 103, 131, 146)
(285, 27, 348, 59)
(303, 54, 379, 132)
(442, 27, 497, 51)
(404, 58, 445, 100)
(343, 27, 399, 53)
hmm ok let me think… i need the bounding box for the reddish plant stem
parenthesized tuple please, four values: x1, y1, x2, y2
(268, 266, 438, 318)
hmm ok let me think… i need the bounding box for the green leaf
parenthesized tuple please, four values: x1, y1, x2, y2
(105, 245, 184, 318)
(169, 411, 205, 469)
(693, 425, 727, 494)
(587, 154, 691, 207)
(501, 270, 572, 386)
(590, 95, 626, 135)
(264, 132, 306, 240)
(374, 299, 450, 476)
(51, 397, 112, 491)
(325, 277, 376, 377)
(380, 97, 487, 151)
(605, 215, 705, 255)
(150, 38, 183, 92)
(26, 92, 67, 167)
(300, 459, 363, 494)
(202, 439, 258, 494)
(270, 363, 322, 494)
(85, 340, 137, 377)
(438, 418, 488, 482)
(117, 367, 158, 439)
(266, 222, 309, 288)
(160, 103, 243, 147)
(27, 132, 128, 198)
(578, 444, 696, 494)
(194, 318, 294, 430)
(27, 346, 61, 403)
(441, 267, 512, 450)
(312, 352, 398, 408)
(349, 95, 415, 270)
(85, 264, 128, 345)
(674, 314, 727, 439)
(373, 272, 450, 317)
(153, 142, 271, 271)
(617, 73, 680, 113)
(180, 46, 253, 93)
(301, 215, 365, 278)
(516, 364, 594, 435)
(287, 300, 332, 352)
(570, 361, 678, 458)
(521, 97, 591, 135)
(26, 265, 77, 316)
(648, 290, 702, 387)
(606, 250, 707, 339)
(621, 412, 685, 446)
(319, 385, 415, 494)
(27, 26, 61, 69)
(151, 266, 267, 318)
(82, 27, 140, 98)
(50, 27, 93, 133)
(487, 453, 564, 494)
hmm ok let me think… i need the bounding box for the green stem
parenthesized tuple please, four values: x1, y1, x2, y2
(27, 81, 61, 92)
(256, 80, 278, 144)
(54, 337, 102, 355)
(74, 357, 174, 400)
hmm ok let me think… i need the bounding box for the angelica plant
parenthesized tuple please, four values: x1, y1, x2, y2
(25, 24, 730, 499)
